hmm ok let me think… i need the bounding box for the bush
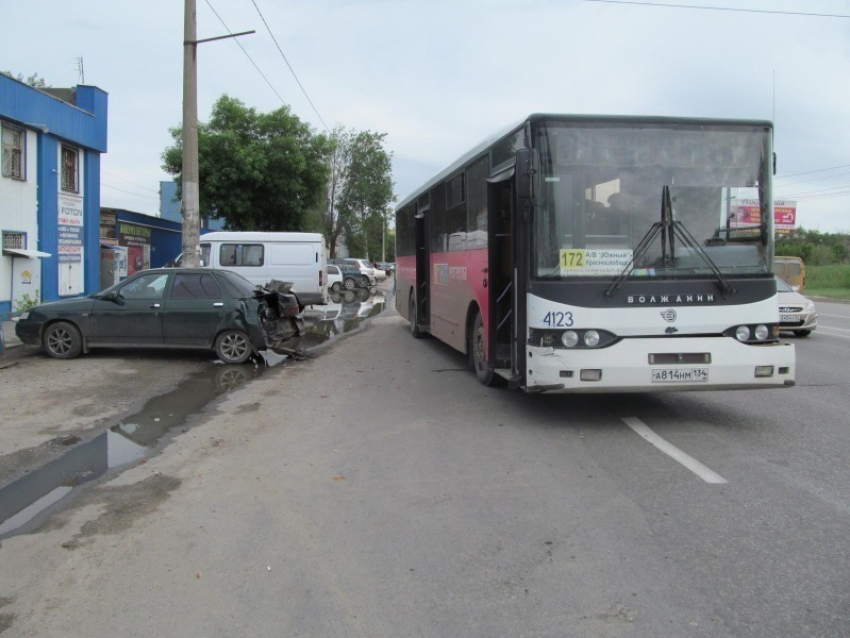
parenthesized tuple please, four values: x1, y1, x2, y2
(13, 293, 40, 313)
(806, 265, 850, 292)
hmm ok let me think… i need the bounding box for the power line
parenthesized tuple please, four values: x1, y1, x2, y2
(778, 183, 850, 199)
(792, 190, 850, 202)
(249, 0, 331, 132)
(775, 170, 850, 188)
(582, 0, 850, 19)
(776, 164, 850, 180)
(101, 169, 160, 194)
(203, 0, 288, 106)
(101, 182, 160, 200)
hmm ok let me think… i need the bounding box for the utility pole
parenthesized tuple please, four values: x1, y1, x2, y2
(181, 0, 253, 267)
(182, 0, 201, 267)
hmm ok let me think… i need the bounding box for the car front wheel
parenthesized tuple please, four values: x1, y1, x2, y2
(331, 282, 342, 292)
(44, 321, 83, 359)
(215, 330, 253, 364)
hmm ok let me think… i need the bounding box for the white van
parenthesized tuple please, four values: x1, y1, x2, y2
(191, 232, 327, 306)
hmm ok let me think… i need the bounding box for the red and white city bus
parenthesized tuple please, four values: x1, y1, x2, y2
(395, 114, 796, 393)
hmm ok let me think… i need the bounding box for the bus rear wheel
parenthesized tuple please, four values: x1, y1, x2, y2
(409, 295, 423, 338)
(470, 312, 497, 386)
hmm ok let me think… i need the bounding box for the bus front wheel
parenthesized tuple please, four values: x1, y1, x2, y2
(470, 312, 497, 386)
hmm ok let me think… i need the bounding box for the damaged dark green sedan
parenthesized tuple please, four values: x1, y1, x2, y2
(15, 268, 304, 364)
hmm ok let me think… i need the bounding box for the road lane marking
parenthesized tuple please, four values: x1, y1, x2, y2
(813, 330, 850, 340)
(818, 314, 850, 320)
(622, 417, 728, 484)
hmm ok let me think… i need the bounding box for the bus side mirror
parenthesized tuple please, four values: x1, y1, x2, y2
(516, 148, 540, 205)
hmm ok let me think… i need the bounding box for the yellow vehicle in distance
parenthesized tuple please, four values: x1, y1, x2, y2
(775, 256, 806, 291)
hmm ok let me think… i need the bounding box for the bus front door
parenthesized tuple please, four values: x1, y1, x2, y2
(488, 181, 517, 382)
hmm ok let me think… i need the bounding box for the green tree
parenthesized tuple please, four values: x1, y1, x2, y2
(162, 95, 330, 232)
(320, 126, 355, 258)
(337, 131, 395, 261)
(2, 71, 49, 88)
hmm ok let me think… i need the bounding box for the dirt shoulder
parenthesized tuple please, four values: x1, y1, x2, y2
(0, 346, 216, 484)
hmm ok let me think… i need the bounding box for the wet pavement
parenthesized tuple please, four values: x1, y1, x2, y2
(0, 290, 387, 539)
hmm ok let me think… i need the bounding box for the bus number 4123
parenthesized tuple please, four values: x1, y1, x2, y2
(542, 311, 573, 327)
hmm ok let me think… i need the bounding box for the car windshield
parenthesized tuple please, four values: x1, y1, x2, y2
(775, 276, 794, 293)
(532, 121, 773, 281)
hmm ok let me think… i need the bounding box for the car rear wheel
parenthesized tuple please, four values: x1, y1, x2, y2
(343, 277, 356, 290)
(331, 281, 342, 292)
(43, 321, 83, 359)
(215, 330, 253, 364)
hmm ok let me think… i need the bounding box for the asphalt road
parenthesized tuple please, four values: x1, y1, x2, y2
(0, 294, 847, 637)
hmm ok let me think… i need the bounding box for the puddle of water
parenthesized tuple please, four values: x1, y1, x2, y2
(0, 293, 386, 538)
(0, 364, 262, 538)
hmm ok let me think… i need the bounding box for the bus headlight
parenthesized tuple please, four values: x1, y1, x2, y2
(561, 331, 579, 348)
(754, 324, 769, 341)
(735, 325, 751, 342)
(584, 330, 601, 347)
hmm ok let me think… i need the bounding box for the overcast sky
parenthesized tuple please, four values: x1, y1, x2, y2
(3, 0, 849, 231)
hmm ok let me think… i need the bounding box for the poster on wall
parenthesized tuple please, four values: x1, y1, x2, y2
(58, 193, 84, 296)
(118, 223, 152, 275)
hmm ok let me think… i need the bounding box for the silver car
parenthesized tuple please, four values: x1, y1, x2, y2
(777, 276, 817, 337)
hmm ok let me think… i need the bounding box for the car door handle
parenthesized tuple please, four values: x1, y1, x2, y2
(213, 302, 224, 307)
(150, 303, 161, 309)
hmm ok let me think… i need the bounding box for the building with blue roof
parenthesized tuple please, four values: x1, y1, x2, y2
(1, 74, 108, 318)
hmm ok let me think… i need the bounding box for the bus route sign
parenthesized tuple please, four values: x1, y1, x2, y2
(559, 249, 633, 276)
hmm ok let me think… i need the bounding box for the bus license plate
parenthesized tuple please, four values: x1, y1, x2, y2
(651, 368, 708, 383)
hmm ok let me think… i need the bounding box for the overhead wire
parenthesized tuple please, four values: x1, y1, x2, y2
(776, 164, 850, 180)
(101, 182, 160, 201)
(203, 0, 288, 106)
(101, 169, 160, 194)
(581, 0, 850, 19)
(248, 0, 331, 132)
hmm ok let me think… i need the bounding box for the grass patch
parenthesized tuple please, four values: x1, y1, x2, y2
(807, 265, 850, 290)
(804, 288, 850, 301)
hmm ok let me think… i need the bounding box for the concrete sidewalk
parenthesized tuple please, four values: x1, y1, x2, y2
(1, 319, 22, 353)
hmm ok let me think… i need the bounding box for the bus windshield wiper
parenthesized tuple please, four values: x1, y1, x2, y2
(606, 186, 736, 299)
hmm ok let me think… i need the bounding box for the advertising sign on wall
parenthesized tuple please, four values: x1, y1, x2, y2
(57, 193, 84, 296)
(118, 222, 152, 275)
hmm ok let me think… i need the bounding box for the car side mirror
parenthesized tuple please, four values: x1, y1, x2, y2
(100, 291, 124, 304)
(792, 285, 800, 292)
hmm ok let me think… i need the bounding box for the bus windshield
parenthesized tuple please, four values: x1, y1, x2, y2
(532, 121, 772, 280)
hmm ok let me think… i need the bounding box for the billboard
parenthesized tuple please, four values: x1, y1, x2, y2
(729, 199, 797, 235)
